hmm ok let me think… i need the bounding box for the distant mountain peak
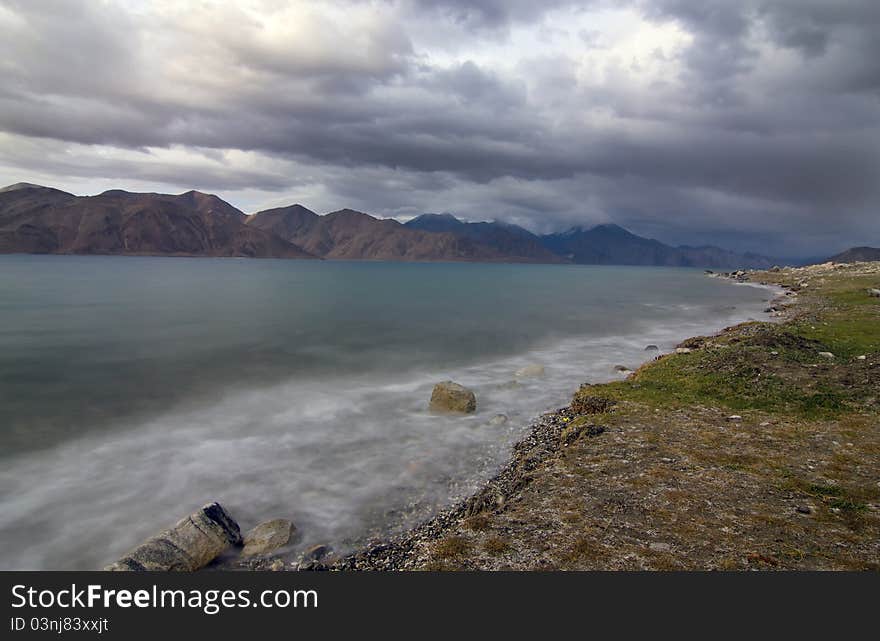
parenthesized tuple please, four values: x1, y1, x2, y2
(0, 182, 51, 193)
(590, 223, 632, 235)
(407, 212, 465, 226)
(327, 208, 372, 219)
(827, 246, 880, 264)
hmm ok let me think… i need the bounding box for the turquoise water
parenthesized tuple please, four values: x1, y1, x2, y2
(0, 255, 773, 569)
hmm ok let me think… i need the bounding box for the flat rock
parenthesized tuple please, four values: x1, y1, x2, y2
(241, 518, 298, 557)
(429, 381, 477, 413)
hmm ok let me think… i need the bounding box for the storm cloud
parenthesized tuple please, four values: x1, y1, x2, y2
(0, 0, 878, 256)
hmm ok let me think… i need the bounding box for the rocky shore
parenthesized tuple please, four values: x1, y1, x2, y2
(327, 261, 879, 571)
(108, 260, 879, 571)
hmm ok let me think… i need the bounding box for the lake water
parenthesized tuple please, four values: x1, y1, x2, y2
(0, 255, 773, 569)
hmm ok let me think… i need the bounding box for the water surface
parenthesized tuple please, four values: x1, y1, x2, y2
(0, 255, 772, 569)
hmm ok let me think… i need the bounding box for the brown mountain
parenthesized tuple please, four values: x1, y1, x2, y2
(827, 246, 880, 263)
(247, 206, 547, 262)
(0, 184, 316, 258)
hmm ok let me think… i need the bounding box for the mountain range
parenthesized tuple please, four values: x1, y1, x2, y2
(827, 246, 880, 264)
(0, 183, 313, 259)
(1, 182, 788, 268)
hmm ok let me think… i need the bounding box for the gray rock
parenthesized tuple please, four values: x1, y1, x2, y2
(675, 347, 692, 354)
(305, 544, 330, 561)
(429, 381, 477, 413)
(644, 345, 659, 351)
(818, 351, 835, 359)
(241, 518, 298, 557)
(515, 364, 545, 378)
(867, 288, 880, 297)
(488, 414, 509, 426)
(613, 365, 632, 373)
(105, 502, 241, 571)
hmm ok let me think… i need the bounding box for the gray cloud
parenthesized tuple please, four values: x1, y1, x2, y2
(0, 0, 878, 256)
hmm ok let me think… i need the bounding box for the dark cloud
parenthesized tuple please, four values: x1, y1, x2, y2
(0, 0, 878, 256)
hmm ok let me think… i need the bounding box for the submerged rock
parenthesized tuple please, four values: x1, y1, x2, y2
(305, 544, 331, 561)
(488, 414, 509, 426)
(297, 544, 333, 570)
(105, 502, 241, 571)
(613, 365, 632, 373)
(241, 518, 298, 557)
(645, 344, 659, 351)
(429, 381, 477, 413)
(515, 364, 545, 378)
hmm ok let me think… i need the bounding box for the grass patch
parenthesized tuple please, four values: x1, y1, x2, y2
(433, 536, 471, 559)
(829, 499, 868, 513)
(483, 536, 511, 555)
(807, 483, 844, 498)
(571, 269, 879, 421)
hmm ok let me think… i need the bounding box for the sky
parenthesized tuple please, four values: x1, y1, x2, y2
(0, 0, 878, 257)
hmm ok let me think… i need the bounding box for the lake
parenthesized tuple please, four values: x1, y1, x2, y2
(0, 255, 772, 569)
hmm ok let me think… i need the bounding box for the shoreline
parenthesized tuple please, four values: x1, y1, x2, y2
(271, 270, 798, 571)
(355, 260, 875, 571)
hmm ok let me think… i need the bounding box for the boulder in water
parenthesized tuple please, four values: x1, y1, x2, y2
(515, 364, 545, 378)
(241, 518, 298, 557)
(429, 381, 477, 413)
(645, 345, 659, 351)
(105, 502, 241, 571)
